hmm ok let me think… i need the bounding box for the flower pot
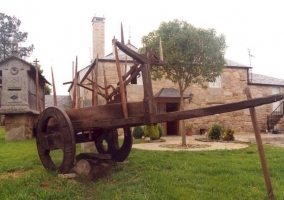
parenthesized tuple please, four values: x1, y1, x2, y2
(187, 130, 193, 136)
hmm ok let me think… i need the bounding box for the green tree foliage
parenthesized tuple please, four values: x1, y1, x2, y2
(143, 124, 160, 140)
(222, 128, 235, 141)
(35, 63, 52, 95)
(157, 123, 164, 138)
(141, 19, 226, 145)
(132, 126, 144, 139)
(208, 123, 222, 140)
(0, 13, 34, 61)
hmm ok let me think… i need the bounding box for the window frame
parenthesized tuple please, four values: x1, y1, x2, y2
(209, 75, 221, 88)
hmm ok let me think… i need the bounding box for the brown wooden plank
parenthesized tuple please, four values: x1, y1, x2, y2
(103, 65, 109, 102)
(141, 60, 156, 124)
(65, 101, 144, 123)
(71, 93, 283, 131)
(72, 116, 145, 132)
(113, 38, 128, 118)
(116, 41, 166, 66)
(121, 22, 125, 45)
(34, 59, 42, 113)
(92, 55, 99, 106)
(51, 67, 57, 106)
(244, 88, 275, 200)
(72, 57, 78, 109)
(151, 93, 284, 124)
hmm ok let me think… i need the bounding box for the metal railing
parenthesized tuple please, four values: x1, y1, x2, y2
(267, 101, 284, 131)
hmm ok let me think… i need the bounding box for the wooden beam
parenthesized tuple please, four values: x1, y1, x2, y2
(51, 67, 57, 106)
(124, 56, 127, 75)
(121, 22, 125, 45)
(103, 65, 109, 102)
(63, 81, 73, 85)
(150, 93, 284, 124)
(116, 41, 166, 66)
(69, 93, 284, 131)
(141, 50, 156, 124)
(72, 57, 78, 109)
(77, 83, 94, 92)
(92, 54, 99, 106)
(113, 38, 128, 118)
(34, 59, 42, 113)
(244, 87, 275, 200)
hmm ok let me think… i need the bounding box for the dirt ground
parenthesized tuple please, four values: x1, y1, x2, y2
(132, 133, 284, 151)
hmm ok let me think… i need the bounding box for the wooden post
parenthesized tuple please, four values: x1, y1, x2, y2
(51, 67, 57, 106)
(92, 54, 99, 106)
(113, 38, 128, 118)
(34, 59, 42, 113)
(72, 57, 78, 109)
(121, 22, 125, 45)
(103, 65, 109, 102)
(141, 49, 156, 124)
(124, 56, 127, 75)
(244, 87, 275, 200)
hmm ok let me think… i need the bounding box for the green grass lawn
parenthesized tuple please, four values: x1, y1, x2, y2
(1, 127, 284, 199)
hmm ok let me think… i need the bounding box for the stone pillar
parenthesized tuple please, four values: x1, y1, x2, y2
(5, 113, 38, 141)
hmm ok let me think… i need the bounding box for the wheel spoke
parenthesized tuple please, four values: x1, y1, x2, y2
(95, 127, 133, 162)
(36, 106, 76, 173)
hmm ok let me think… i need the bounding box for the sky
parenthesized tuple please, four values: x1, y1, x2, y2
(2, 0, 284, 95)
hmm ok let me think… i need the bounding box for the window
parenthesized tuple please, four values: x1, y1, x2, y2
(209, 75, 221, 88)
(126, 65, 143, 85)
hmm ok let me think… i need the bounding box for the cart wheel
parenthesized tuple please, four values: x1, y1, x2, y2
(36, 106, 76, 173)
(95, 127, 133, 162)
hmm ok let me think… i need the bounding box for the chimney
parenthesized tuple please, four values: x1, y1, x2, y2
(92, 16, 105, 60)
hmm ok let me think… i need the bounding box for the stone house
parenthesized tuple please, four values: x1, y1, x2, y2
(0, 54, 50, 140)
(70, 16, 284, 135)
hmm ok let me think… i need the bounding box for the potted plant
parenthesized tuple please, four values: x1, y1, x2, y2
(186, 124, 194, 136)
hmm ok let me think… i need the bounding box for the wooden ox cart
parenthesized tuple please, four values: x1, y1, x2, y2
(34, 40, 284, 174)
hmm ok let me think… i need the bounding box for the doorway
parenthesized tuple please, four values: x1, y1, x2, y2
(272, 87, 280, 111)
(157, 102, 179, 135)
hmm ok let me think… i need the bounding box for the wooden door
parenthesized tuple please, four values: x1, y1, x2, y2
(166, 103, 179, 135)
(157, 103, 167, 135)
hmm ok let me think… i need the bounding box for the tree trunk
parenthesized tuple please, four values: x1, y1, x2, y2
(179, 90, 186, 146)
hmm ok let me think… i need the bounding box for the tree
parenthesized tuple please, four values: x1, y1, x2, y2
(141, 19, 226, 146)
(0, 13, 34, 61)
(33, 63, 52, 95)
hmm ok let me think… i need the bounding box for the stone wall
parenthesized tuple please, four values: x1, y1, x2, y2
(5, 113, 38, 141)
(81, 63, 284, 135)
(152, 67, 284, 134)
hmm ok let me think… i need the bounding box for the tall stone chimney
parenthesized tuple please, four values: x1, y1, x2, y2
(92, 16, 105, 59)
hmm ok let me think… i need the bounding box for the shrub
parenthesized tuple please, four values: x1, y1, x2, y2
(222, 128, 235, 141)
(143, 124, 160, 140)
(185, 124, 194, 131)
(132, 126, 144, 139)
(208, 123, 222, 140)
(158, 123, 164, 138)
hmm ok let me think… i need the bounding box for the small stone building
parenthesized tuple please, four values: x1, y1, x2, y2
(0, 55, 50, 140)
